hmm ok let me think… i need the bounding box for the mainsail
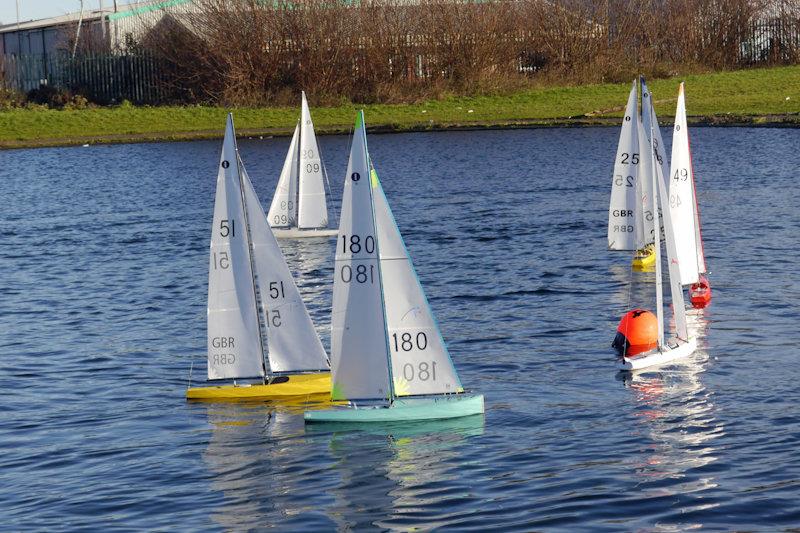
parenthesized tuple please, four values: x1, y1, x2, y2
(297, 92, 329, 229)
(608, 80, 642, 250)
(207, 115, 266, 380)
(330, 112, 392, 401)
(669, 82, 703, 285)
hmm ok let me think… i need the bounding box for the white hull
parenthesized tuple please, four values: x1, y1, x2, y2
(617, 337, 697, 371)
(270, 227, 338, 239)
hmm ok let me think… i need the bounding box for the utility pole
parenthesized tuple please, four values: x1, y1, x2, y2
(73, 0, 84, 59)
(16, 0, 21, 55)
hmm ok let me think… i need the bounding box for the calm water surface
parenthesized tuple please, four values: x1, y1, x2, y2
(1, 127, 799, 530)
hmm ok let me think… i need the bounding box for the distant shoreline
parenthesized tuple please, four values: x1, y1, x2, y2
(2, 64, 798, 150)
(1, 114, 798, 150)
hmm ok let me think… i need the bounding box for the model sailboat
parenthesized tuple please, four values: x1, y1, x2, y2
(669, 83, 711, 308)
(616, 98, 697, 371)
(267, 92, 338, 238)
(304, 112, 484, 422)
(609, 78, 668, 270)
(187, 114, 331, 399)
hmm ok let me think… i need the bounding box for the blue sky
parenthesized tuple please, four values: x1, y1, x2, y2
(0, 1, 134, 26)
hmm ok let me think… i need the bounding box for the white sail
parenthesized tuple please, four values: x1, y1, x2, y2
(641, 78, 671, 184)
(608, 80, 642, 250)
(330, 112, 391, 401)
(694, 196, 707, 274)
(637, 88, 656, 245)
(645, 105, 689, 344)
(240, 161, 330, 373)
(656, 147, 689, 342)
(267, 122, 299, 228)
(371, 167, 463, 397)
(639, 78, 670, 244)
(207, 115, 265, 380)
(668, 83, 701, 286)
(297, 92, 330, 229)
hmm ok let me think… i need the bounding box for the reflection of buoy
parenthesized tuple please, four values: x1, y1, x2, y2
(690, 274, 712, 308)
(612, 309, 658, 356)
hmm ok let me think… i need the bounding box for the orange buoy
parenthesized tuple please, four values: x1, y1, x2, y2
(612, 309, 658, 356)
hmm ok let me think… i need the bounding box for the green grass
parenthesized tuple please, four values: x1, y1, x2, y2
(2, 65, 799, 148)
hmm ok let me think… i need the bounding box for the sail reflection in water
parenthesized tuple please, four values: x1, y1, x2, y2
(198, 402, 484, 530)
(199, 402, 325, 531)
(619, 313, 723, 524)
(307, 416, 485, 530)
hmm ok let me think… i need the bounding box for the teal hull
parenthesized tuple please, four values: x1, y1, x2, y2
(304, 394, 484, 423)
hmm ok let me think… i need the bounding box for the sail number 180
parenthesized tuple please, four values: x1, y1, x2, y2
(402, 361, 437, 382)
(341, 234, 375, 254)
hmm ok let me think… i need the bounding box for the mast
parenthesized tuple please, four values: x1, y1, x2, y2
(232, 124, 269, 381)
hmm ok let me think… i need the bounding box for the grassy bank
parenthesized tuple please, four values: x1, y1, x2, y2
(2, 65, 799, 149)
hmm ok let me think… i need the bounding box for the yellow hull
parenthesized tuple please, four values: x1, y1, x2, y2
(186, 373, 331, 400)
(631, 245, 656, 270)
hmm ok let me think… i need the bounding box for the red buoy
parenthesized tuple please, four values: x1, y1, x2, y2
(612, 309, 658, 356)
(690, 275, 712, 308)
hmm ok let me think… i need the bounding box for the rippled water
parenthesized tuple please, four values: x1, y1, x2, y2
(1, 127, 799, 530)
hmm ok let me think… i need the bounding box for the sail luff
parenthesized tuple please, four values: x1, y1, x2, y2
(267, 122, 300, 229)
(240, 161, 330, 373)
(608, 80, 641, 251)
(206, 114, 266, 380)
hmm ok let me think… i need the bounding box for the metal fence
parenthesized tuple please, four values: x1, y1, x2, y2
(0, 51, 168, 104)
(741, 19, 800, 63)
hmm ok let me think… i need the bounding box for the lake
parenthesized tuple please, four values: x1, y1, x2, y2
(1, 126, 799, 530)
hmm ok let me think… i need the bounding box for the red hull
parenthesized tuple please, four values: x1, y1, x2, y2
(689, 276, 712, 308)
